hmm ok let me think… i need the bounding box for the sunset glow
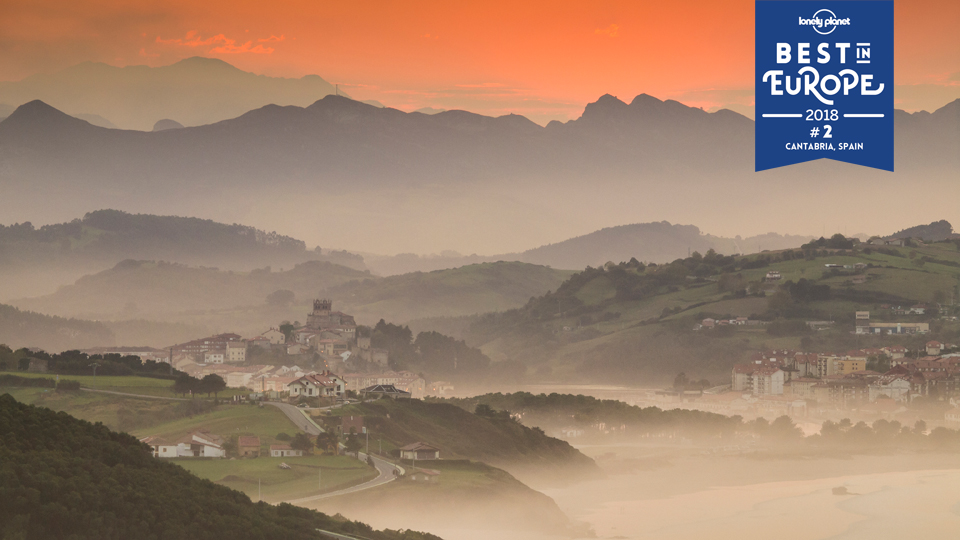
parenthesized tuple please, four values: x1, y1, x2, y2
(2, 0, 957, 122)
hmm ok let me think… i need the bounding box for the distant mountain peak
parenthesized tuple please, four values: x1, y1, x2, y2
(1, 100, 90, 130)
(171, 56, 238, 70)
(629, 93, 664, 107)
(152, 119, 184, 131)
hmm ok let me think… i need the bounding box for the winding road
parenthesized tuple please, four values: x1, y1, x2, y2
(264, 402, 403, 503)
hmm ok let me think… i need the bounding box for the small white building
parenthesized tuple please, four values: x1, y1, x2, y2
(204, 350, 225, 364)
(141, 436, 178, 458)
(270, 444, 303, 457)
(175, 431, 225, 458)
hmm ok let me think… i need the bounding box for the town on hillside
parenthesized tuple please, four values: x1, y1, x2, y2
(78, 299, 448, 401)
(647, 308, 960, 427)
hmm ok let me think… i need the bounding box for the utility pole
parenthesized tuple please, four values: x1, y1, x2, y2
(89, 363, 99, 386)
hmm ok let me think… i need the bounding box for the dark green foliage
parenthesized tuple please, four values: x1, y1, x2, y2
(0, 374, 56, 388)
(372, 320, 490, 377)
(801, 234, 857, 250)
(290, 433, 315, 452)
(340, 399, 597, 472)
(0, 394, 441, 540)
(11, 348, 178, 378)
(445, 392, 740, 440)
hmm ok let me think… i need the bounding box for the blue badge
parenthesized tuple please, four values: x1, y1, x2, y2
(755, 1, 894, 171)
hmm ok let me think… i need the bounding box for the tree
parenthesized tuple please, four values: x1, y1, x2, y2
(173, 373, 198, 396)
(279, 322, 295, 342)
(290, 433, 314, 453)
(344, 434, 363, 456)
(769, 415, 803, 440)
(266, 289, 296, 306)
(673, 372, 689, 390)
(315, 432, 339, 454)
(199, 374, 227, 399)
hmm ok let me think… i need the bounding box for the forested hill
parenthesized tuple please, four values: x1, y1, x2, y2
(0, 394, 440, 540)
(0, 209, 364, 300)
(0, 303, 115, 351)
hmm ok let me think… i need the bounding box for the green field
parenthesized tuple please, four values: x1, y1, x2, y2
(0, 370, 249, 398)
(133, 404, 293, 445)
(176, 455, 377, 503)
(0, 386, 179, 428)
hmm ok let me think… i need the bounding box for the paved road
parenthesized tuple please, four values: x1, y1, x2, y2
(286, 451, 402, 504)
(264, 401, 403, 503)
(265, 401, 325, 435)
(80, 388, 188, 401)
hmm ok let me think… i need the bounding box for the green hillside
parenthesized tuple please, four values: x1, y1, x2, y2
(322, 261, 573, 323)
(0, 394, 439, 540)
(456, 236, 960, 384)
(323, 397, 598, 482)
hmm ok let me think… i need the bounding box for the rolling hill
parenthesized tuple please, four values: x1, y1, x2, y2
(365, 222, 815, 274)
(11, 260, 573, 343)
(0, 209, 364, 300)
(446, 231, 960, 385)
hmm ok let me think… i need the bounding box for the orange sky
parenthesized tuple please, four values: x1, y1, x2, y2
(2, 0, 958, 122)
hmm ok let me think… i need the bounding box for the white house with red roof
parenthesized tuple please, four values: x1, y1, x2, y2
(288, 371, 345, 399)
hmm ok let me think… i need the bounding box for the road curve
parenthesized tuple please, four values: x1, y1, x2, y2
(286, 451, 401, 504)
(265, 401, 325, 435)
(264, 402, 403, 502)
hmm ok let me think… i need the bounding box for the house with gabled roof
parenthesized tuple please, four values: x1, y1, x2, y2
(238, 436, 261, 457)
(399, 442, 440, 460)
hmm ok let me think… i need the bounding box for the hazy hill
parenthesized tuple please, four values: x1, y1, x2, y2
(12, 259, 369, 320)
(0, 57, 339, 130)
(885, 220, 958, 242)
(0, 395, 438, 540)
(0, 209, 364, 300)
(12, 261, 571, 339)
(0, 93, 956, 255)
(365, 222, 813, 274)
(0, 303, 115, 350)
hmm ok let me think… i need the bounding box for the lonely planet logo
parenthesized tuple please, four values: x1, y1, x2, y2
(798, 9, 851, 34)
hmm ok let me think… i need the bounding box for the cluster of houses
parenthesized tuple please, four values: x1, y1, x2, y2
(720, 341, 960, 415)
(141, 432, 305, 460)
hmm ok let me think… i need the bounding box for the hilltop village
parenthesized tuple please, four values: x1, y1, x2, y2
(83, 299, 438, 400)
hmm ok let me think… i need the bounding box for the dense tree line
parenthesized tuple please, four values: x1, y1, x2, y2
(0, 395, 441, 540)
(0, 346, 179, 378)
(444, 392, 741, 439)
(371, 320, 490, 376)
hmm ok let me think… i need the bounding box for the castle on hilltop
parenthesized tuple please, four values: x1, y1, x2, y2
(306, 299, 356, 332)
